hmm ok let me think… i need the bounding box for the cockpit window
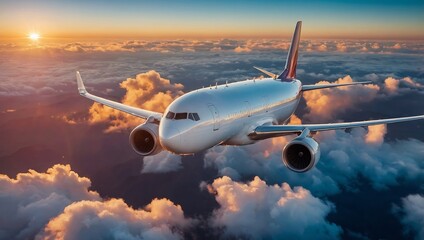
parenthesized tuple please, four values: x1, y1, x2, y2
(175, 112, 188, 120)
(193, 113, 200, 121)
(188, 113, 200, 121)
(167, 112, 200, 121)
(166, 111, 175, 119)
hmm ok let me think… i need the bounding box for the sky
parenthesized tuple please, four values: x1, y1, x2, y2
(1, 0, 424, 40)
(0, 0, 424, 239)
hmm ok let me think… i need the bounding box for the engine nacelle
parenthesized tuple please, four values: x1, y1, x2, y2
(282, 136, 320, 173)
(129, 123, 162, 156)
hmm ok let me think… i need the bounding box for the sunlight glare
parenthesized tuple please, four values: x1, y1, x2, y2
(29, 33, 40, 40)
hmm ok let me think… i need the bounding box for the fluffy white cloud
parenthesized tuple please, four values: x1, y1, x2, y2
(208, 176, 342, 239)
(0, 164, 191, 240)
(0, 165, 100, 240)
(142, 151, 182, 173)
(396, 194, 424, 240)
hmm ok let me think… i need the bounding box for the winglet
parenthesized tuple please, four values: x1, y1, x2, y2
(278, 21, 302, 80)
(76, 71, 87, 95)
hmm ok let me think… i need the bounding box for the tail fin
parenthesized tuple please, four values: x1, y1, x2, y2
(278, 21, 302, 80)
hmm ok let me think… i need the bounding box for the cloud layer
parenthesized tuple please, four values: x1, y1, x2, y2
(2, 40, 423, 55)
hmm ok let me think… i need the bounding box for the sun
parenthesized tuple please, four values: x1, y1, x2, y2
(29, 32, 40, 41)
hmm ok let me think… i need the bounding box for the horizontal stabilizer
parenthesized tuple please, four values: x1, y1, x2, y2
(301, 81, 371, 91)
(254, 66, 277, 79)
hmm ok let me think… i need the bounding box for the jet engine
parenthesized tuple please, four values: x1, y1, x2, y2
(282, 136, 320, 172)
(129, 123, 162, 156)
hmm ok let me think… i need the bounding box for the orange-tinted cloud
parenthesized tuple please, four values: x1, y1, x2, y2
(336, 42, 347, 52)
(365, 124, 387, 145)
(234, 46, 252, 53)
(318, 44, 328, 52)
(89, 70, 184, 133)
(384, 77, 399, 93)
(40, 198, 190, 239)
(302, 75, 380, 122)
(384, 76, 422, 94)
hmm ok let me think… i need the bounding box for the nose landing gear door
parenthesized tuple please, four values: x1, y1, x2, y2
(208, 104, 220, 131)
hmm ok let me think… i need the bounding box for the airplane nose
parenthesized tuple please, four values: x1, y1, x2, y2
(159, 125, 181, 152)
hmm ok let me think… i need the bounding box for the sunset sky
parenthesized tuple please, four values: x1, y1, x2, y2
(1, 0, 424, 40)
(1, 0, 424, 239)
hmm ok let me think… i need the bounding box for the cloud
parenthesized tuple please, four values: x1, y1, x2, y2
(0, 164, 191, 240)
(302, 75, 380, 122)
(395, 194, 424, 240)
(384, 77, 399, 93)
(206, 123, 424, 195)
(0, 83, 57, 97)
(142, 151, 183, 173)
(88, 70, 184, 133)
(384, 76, 422, 94)
(365, 124, 387, 145)
(371, 43, 380, 49)
(318, 44, 328, 52)
(210, 47, 222, 52)
(207, 176, 342, 239)
(391, 43, 402, 49)
(2, 40, 423, 55)
(0, 164, 100, 240)
(38, 198, 190, 240)
(234, 46, 252, 53)
(336, 42, 347, 52)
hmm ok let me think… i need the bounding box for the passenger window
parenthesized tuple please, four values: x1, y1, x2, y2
(193, 113, 200, 121)
(175, 113, 188, 120)
(166, 111, 175, 119)
(188, 113, 195, 121)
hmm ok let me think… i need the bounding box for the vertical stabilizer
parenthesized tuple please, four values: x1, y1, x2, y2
(278, 21, 302, 80)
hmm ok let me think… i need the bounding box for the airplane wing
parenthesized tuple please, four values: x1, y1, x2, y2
(253, 115, 424, 137)
(301, 81, 371, 91)
(76, 71, 163, 122)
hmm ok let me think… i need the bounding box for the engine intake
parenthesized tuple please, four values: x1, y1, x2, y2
(282, 136, 320, 173)
(129, 123, 162, 156)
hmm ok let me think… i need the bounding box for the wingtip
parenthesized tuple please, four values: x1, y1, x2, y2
(76, 71, 87, 95)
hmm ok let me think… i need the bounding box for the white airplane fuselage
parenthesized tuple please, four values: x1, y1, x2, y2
(159, 78, 302, 154)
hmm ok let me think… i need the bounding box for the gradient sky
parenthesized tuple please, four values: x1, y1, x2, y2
(1, 0, 423, 40)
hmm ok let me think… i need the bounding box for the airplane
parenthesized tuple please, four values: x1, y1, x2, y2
(76, 21, 424, 173)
